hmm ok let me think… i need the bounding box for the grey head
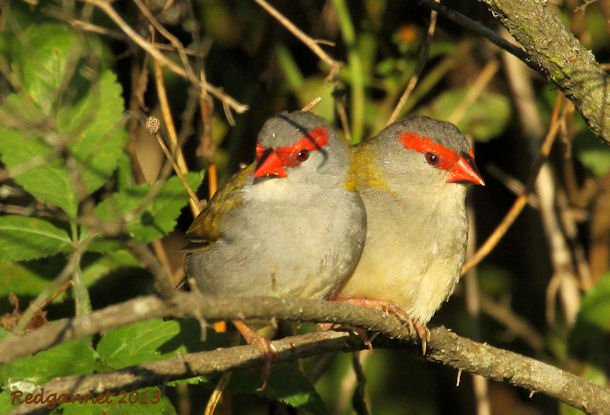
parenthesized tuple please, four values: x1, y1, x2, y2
(253, 111, 350, 188)
(367, 115, 484, 190)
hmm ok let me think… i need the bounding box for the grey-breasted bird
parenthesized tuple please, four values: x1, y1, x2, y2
(185, 110, 366, 306)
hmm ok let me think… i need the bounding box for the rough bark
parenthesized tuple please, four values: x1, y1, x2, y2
(480, 0, 610, 143)
(2, 293, 610, 415)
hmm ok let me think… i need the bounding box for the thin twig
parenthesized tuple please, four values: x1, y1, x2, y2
(301, 97, 322, 112)
(145, 117, 201, 216)
(14, 234, 95, 334)
(198, 70, 218, 200)
(351, 352, 370, 415)
(416, 0, 530, 66)
(133, 0, 197, 82)
(464, 206, 491, 415)
(82, 0, 248, 115)
(150, 55, 201, 216)
(486, 164, 540, 208)
(388, 2, 438, 124)
(479, 295, 546, 352)
(461, 94, 564, 274)
(447, 59, 500, 125)
(253, 0, 342, 80)
(204, 372, 232, 415)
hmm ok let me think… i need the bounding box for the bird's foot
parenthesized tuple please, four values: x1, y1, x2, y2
(332, 297, 430, 353)
(232, 320, 276, 391)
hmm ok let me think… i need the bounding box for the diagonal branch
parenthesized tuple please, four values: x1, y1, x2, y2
(2, 293, 610, 414)
(479, 0, 610, 142)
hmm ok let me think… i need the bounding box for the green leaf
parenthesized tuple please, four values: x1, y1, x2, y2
(0, 23, 121, 216)
(0, 390, 18, 414)
(573, 132, 610, 176)
(81, 250, 139, 287)
(231, 363, 328, 414)
(0, 337, 96, 388)
(421, 88, 511, 141)
(0, 327, 10, 341)
(59, 70, 127, 195)
(96, 318, 204, 370)
(0, 261, 55, 297)
(15, 23, 82, 114)
(60, 387, 176, 415)
(0, 119, 79, 217)
(577, 273, 610, 331)
(95, 172, 202, 243)
(0, 216, 71, 261)
(569, 273, 610, 372)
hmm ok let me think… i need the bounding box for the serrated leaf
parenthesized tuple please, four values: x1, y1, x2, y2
(421, 89, 511, 141)
(0, 337, 96, 388)
(231, 363, 328, 414)
(0, 23, 121, 216)
(0, 122, 79, 217)
(0, 216, 71, 261)
(95, 172, 202, 243)
(96, 318, 204, 370)
(60, 387, 176, 415)
(16, 23, 82, 114)
(59, 70, 127, 195)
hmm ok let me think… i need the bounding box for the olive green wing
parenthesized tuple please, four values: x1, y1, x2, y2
(183, 164, 253, 252)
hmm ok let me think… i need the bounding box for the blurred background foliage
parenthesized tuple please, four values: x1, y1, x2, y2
(0, 0, 609, 414)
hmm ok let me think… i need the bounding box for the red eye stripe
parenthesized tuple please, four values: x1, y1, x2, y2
(274, 127, 330, 166)
(399, 132, 459, 171)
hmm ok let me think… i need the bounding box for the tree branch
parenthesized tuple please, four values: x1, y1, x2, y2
(480, 0, 610, 143)
(2, 293, 610, 414)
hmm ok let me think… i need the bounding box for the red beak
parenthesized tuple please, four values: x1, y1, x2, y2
(253, 150, 287, 178)
(447, 156, 485, 186)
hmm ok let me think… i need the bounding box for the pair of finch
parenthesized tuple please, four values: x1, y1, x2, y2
(184, 111, 484, 349)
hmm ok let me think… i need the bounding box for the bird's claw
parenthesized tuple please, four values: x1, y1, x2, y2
(412, 320, 430, 354)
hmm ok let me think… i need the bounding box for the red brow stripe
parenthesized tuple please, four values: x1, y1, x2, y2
(274, 127, 330, 166)
(399, 131, 459, 171)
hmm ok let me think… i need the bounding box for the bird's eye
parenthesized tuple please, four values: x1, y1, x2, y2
(425, 152, 439, 166)
(296, 149, 310, 162)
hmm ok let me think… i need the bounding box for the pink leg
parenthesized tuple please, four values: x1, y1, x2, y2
(333, 297, 430, 354)
(233, 320, 276, 391)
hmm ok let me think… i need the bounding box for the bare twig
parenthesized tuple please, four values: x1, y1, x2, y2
(82, 0, 248, 115)
(253, 0, 342, 80)
(416, 0, 529, 65)
(447, 59, 500, 125)
(388, 2, 438, 124)
(486, 164, 540, 208)
(501, 35, 582, 326)
(479, 295, 545, 352)
(133, 0, 197, 82)
(14, 234, 95, 334)
(464, 206, 491, 415)
(351, 352, 370, 415)
(461, 94, 564, 274)
(145, 117, 201, 216)
(150, 51, 201, 215)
